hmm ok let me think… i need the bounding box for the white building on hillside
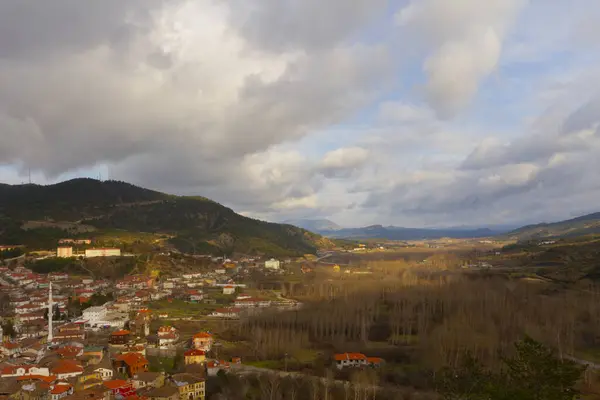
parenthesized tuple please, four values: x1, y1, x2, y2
(82, 305, 108, 324)
(85, 248, 121, 258)
(57, 247, 73, 258)
(264, 258, 280, 270)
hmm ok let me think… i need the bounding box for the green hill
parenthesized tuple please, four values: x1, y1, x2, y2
(505, 212, 600, 241)
(0, 178, 333, 256)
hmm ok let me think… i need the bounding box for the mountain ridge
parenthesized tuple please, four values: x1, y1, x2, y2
(284, 218, 342, 232)
(505, 212, 600, 241)
(0, 178, 334, 256)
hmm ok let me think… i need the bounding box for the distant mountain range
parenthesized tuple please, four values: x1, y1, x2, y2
(0, 179, 334, 256)
(505, 212, 600, 241)
(285, 219, 511, 240)
(320, 225, 506, 240)
(287, 212, 600, 242)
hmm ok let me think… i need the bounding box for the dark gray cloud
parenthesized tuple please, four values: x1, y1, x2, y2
(0, 0, 393, 217)
(0, 0, 162, 59)
(227, 0, 389, 52)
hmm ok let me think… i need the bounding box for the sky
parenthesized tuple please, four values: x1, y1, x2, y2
(1, 0, 600, 228)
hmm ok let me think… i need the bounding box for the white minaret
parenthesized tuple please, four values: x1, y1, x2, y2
(47, 282, 53, 342)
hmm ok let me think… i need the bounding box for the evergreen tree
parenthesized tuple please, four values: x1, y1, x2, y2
(437, 337, 585, 400)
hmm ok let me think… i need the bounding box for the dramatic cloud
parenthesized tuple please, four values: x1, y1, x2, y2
(319, 147, 370, 178)
(0, 0, 391, 214)
(396, 0, 525, 117)
(1, 0, 599, 228)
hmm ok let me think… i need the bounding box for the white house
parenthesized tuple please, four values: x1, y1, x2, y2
(156, 326, 179, 347)
(264, 258, 281, 270)
(1, 365, 50, 378)
(223, 286, 235, 295)
(94, 367, 114, 381)
(82, 305, 108, 324)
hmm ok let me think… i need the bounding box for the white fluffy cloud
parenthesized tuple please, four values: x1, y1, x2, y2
(397, 0, 525, 117)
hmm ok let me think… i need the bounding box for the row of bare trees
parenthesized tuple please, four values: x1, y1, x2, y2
(235, 259, 600, 375)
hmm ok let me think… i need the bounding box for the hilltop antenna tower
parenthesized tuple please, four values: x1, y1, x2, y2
(28, 168, 31, 184)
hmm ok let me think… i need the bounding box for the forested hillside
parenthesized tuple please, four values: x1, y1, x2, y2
(0, 178, 333, 256)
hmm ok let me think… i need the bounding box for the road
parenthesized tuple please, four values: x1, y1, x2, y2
(3, 254, 25, 262)
(229, 364, 424, 397)
(564, 355, 600, 370)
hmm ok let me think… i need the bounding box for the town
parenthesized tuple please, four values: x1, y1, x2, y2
(0, 239, 391, 400)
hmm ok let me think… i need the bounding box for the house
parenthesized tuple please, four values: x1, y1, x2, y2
(55, 345, 84, 359)
(103, 379, 136, 398)
(94, 367, 113, 381)
(132, 371, 165, 389)
(50, 359, 85, 379)
(82, 306, 107, 325)
(157, 326, 178, 338)
(184, 349, 206, 365)
(206, 360, 230, 376)
(49, 273, 69, 281)
(0, 342, 22, 357)
(264, 258, 280, 270)
(113, 353, 149, 378)
(75, 369, 103, 391)
(50, 383, 74, 400)
(54, 323, 85, 342)
(192, 332, 213, 352)
(334, 353, 368, 369)
(222, 286, 235, 295)
(156, 326, 179, 347)
(188, 290, 204, 302)
(81, 346, 104, 363)
(0, 365, 50, 378)
(59, 239, 91, 245)
(85, 248, 121, 258)
(15, 302, 45, 314)
(109, 329, 131, 345)
(57, 247, 73, 258)
(144, 385, 179, 400)
(171, 373, 205, 400)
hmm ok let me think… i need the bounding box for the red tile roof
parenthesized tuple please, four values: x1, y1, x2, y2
(51, 360, 84, 375)
(115, 352, 148, 367)
(50, 384, 72, 394)
(193, 332, 212, 339)
(103, 379, 129, 390)
(17, 375, 57, 383)
(111, 329, 131, 336)
(184, 349, 206, 357)
(334, 353, 367, 361)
